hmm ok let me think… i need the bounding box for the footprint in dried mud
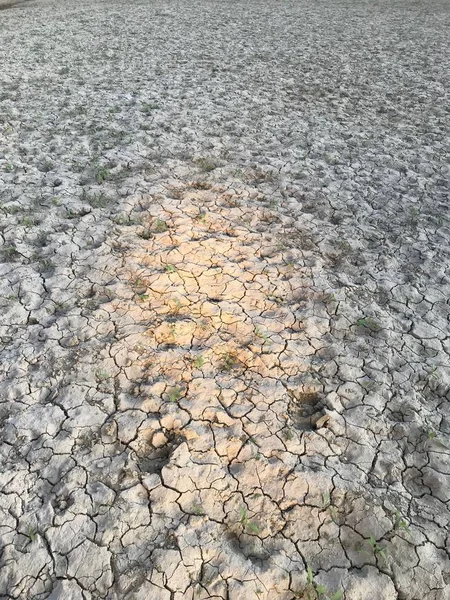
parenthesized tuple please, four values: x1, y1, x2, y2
(287, 390, 327, 431)
(0, 0, 31, 10)
(137, 432, 185, 475)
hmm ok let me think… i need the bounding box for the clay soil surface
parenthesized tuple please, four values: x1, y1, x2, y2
(1, 0, 449, 598)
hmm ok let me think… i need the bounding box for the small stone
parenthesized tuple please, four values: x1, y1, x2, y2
(152, 432, 168, 448)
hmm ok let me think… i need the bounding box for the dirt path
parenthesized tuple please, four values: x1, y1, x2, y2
(1, 0, 449, 598)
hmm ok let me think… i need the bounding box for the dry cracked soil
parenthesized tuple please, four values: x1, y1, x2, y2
(1, 0, 450, 598)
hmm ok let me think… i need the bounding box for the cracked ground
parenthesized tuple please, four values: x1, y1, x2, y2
(1, 0, 449, 598)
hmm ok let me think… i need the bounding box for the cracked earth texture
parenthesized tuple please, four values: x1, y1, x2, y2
(1, 0, 450, 598)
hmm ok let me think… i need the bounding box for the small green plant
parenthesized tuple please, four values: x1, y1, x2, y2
(28, 525, 37, 542)
(53, 301, 70, 314)
(408, 206, 420, 226)
(4, 163, 14, 172)
(194, 355, 205, 369)
(305, 565, 342, 600)
(254, 326, 270, 344)
(153, 218, 168, 233)
(394, 512, 410, 535)
(51, 197, 61, 206)
(221, 351, 239, 372)
(427, 367, 440, 382)
(168, 322, 177, 338)
(282, 428, 293, 441)
(168, 386, 181, 403)
(321, 491, 331, 509)
(191, 502, 204, 516)
(95, 370, 110, 382)
(239, 506, 260, 534)
(317, 587, 342, 600)
(327, 505, 340, 525)
(422, 367, 441, 393)
(356, 316, 382, 332)
(367, 536, 388, 565)
(131, 277, 145, 288)
(165, 264, 177, 273)
(169, 297, 183, 314)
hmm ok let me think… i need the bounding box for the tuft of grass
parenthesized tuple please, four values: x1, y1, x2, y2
(195, 157, 219, 172)
(4, 204, 21, 214)
(165, 264, 177, 273)
(21, 216, 36, 228)
(85, 192, 110, 208)
(221, 351, 239, 372)
(0, 245, 21, 261)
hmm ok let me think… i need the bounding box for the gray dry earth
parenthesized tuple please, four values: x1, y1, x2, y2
(0, 0, 449, 598)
